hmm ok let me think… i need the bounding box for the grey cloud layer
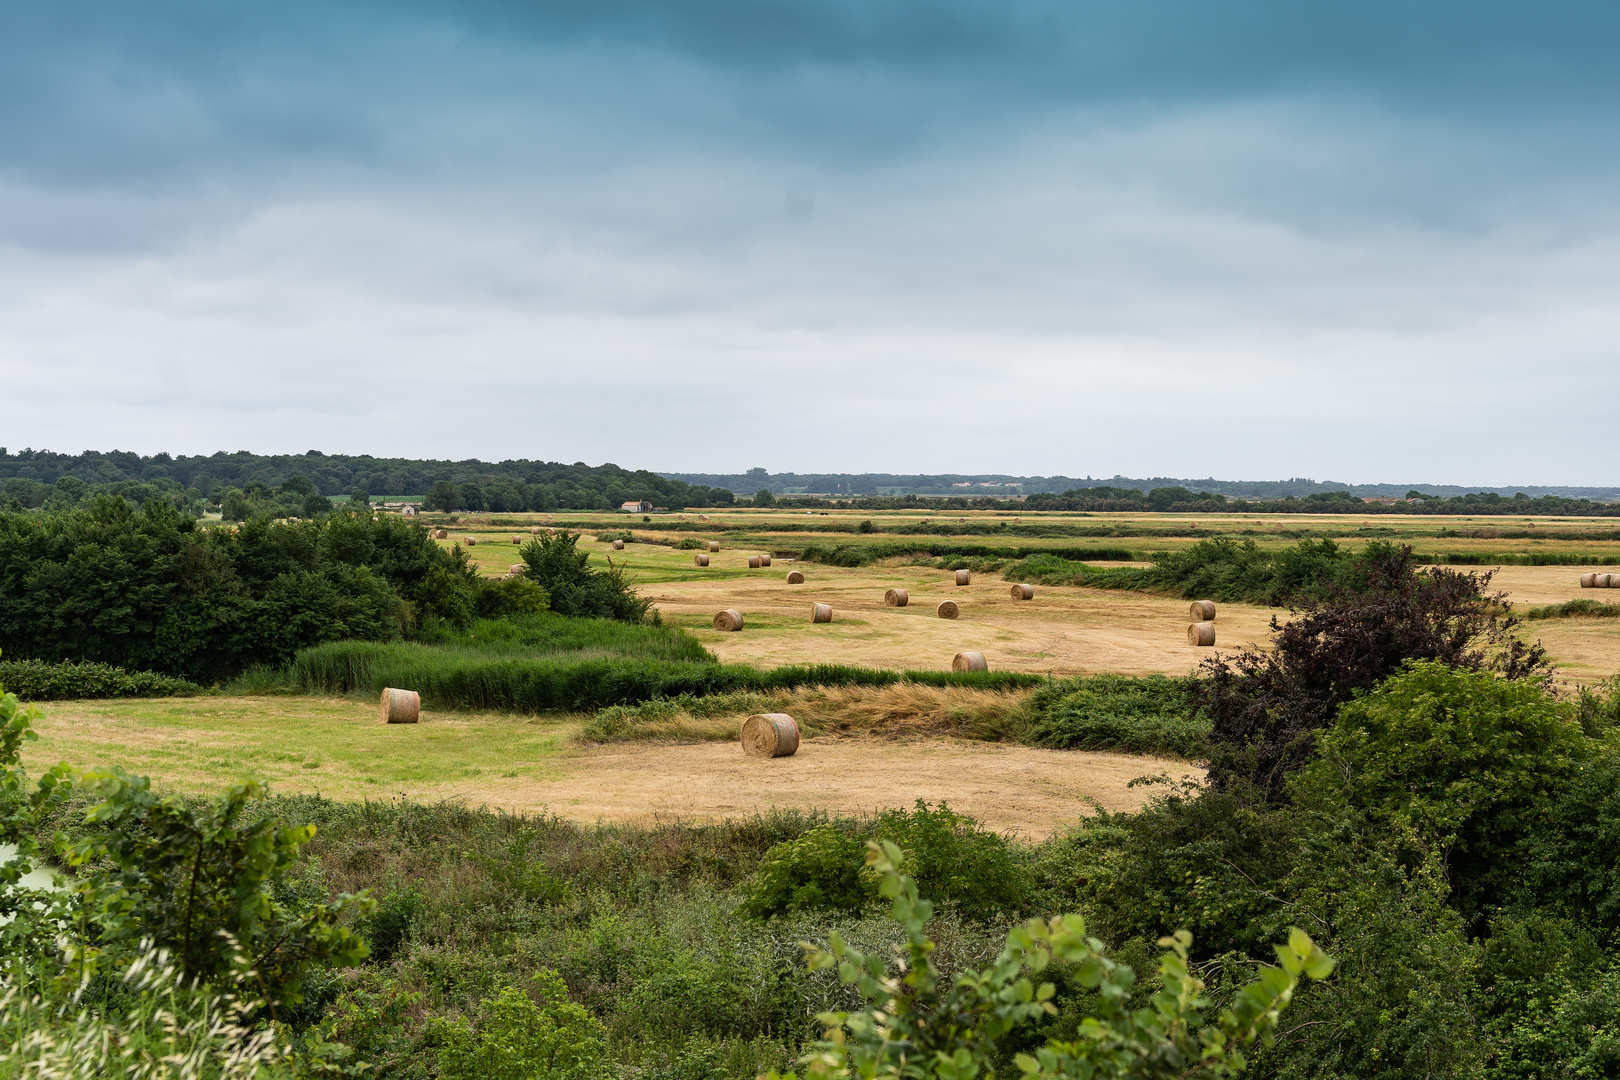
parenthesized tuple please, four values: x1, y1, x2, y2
(0, 0, 1616, 481)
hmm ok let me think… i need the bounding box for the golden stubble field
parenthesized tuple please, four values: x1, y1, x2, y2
(439, 511, 1620, 683)
(27, 697, 1195, 839)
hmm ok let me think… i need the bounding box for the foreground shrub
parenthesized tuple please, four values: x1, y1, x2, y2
(770, 841, 1334, 1080)
(742, 803, 1026, 922)
(1198, 543, 1549, 798)
(1027, 674, 1206, 757)
(0, 657, 202, 700)
(741, 825, 871, 918)
(429, 971, 605, 1080)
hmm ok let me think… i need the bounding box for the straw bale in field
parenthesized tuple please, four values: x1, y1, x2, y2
(954, 569, 971, 586)
(464, 536, 477, 546)
(380, 687, 420, 724)
(708, 540, 721, 552)
(885, 588, 909, 607)
(953, 651, 988, 672)
(786, 570, 805, 584)
(1189, 599, 1217, 620)
(1188, 622, 1216, 646)
(434, 529, 448, 540)
(748, 555, 761, 568)
(1582, 573, 1599, 588)
(760, 554, 772, 566)
(613, 539, 625, 550)
(695, 553, 710, 567)
(937, 600, 960, 619)
(811, 603, 833, 623)
(713, 608, 745, 632)
(510, 564, 526, 575)
(740, 713, 799, 758)
(1010, 584, 1034, 600)
(700, 514, 711, 521)
(513, 536, 523, 545)
(532, 526, 543, 535)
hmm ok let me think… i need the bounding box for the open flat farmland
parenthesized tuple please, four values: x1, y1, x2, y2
(428, 508, 1620, 682)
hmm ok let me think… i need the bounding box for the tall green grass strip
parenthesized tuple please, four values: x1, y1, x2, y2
(288, 641, 1044, 713)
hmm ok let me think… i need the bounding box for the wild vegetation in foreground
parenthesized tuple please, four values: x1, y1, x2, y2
(9, 535, 1620, 1078)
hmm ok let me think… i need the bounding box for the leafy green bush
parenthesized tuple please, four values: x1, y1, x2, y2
(430, 972, 605, 1080)
(0, 657, 202, 700)
(742, 803, 1025, 922)
(1295, 661, 1586, 922)
(769, 840, 1334, 1080)
(740, 824, 870, 918)
(1027, 674, 1207, 757)
(519, 530, 653, 622)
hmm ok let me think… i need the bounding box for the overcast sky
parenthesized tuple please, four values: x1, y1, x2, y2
(1, 0, 1617, 484)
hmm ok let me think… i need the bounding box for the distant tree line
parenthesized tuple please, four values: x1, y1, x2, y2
(0, 449, 735, 511)
(752, 485, 1620, 517)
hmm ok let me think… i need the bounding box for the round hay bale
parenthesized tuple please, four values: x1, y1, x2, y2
(760, 554, 772, 566)
(1010, 584, 1034, 600)
(708, 540, 721, 553)
(954, 569, 971, 586)
(1603, 573, 1618, 588)
(532, 526, 543, 535)
(786, 570, 805, 584)
(464, 536, 477, 546)
(613, 539, 625, 550)
(434, 529, 448, 540)
(1582, 572, 1599, 588)
(740, 713, 799, 758)
(953, 650, 988, 672)
(695, 553, 710, 567)
(380, 687, 420, 725)
(937, 600, 960, 619)
(510, 563, 526, 575)
(885, 588, 909, 607)
(713, 608, 745, 632)
(513, 536, 523, 545)
(699, 514, 711, 522)
(748, 555, 761, 568)
(1189, 599, 1217, 621)
(1188, 622, 1216, 646)
(811, 603, 833, 623)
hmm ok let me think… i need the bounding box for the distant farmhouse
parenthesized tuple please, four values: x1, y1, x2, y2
(621, 500, 652, 513)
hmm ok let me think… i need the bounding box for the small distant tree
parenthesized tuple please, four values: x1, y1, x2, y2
(754, 488, 776, 507)
(348, 489, 370, 507)
(303, 492, 334, 517)
(518, 531, 652, 622)
(460, 482, 487, 512)
(427, 481, 459, 513)
(1405, 490, 1428, 501)
(280, 474, 317, 497)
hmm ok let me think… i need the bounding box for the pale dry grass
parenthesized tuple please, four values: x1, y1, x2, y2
(584, 683, 1037, 744)
(25, 697, 1186, 840)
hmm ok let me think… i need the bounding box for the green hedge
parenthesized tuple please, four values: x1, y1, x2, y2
(0, 658, 203, 700)
(1026, 674, 1208, 758)
(289, 641, 1044, 713)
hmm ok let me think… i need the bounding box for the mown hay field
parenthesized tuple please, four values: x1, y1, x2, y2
(435, 511, 1620, 683)
(23, 696, 1192, 838)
